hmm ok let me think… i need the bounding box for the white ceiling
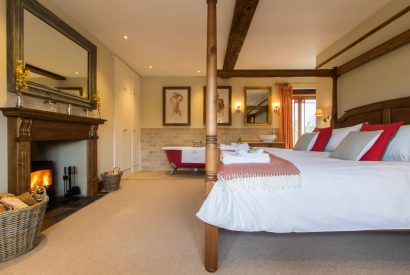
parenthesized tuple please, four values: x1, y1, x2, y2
(50, 0, 391, 76)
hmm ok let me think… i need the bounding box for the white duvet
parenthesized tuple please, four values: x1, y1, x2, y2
(196, 148, 410, 233)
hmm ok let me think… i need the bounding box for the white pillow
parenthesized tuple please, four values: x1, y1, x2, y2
(382, 125, 410, 162)
(293, 132, 319, 151)
(330, 130, 383, 161)
(324, 124, 363, 152)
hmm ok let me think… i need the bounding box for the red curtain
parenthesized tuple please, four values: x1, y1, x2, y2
(277, 83, 293, 149)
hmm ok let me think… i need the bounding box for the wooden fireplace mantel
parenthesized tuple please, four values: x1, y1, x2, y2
(1, 107, 106, 196)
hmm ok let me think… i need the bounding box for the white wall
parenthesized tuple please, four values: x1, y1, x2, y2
(316, 0, 410, 119)
(315, 78, 333, 127)
(338, 44, 410, 117)
(0, 1, 119, 192)
(141, 76, 317, 129)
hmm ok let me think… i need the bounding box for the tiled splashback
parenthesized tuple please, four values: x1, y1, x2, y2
(140, 128, 277, 170)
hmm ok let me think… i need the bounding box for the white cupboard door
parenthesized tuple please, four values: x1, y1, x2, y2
(132, 74, 141, 170)
(114, 58, 133, 172)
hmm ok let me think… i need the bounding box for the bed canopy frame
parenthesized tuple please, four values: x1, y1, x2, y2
(204, 0, 410, 272)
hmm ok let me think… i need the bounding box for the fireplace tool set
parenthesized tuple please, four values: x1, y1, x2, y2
(62, 166, 81, 202)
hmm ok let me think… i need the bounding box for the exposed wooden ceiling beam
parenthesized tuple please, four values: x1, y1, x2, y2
(26, 63, 66, 80)
(246, 98, 268, 115)
(337, 29, 410, 76)
(223, 0, 259, 71)
(317, 5, 410, 69)
(218, 69, 334, 78)
(248, 107, 268, 118)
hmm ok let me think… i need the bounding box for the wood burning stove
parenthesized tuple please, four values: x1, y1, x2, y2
(31, 161, 55, 203)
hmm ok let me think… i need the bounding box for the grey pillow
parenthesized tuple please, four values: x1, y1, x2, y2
(293, 132, 319, 151)
(330, 130, 383, 161)
(383, 125, 410, 162)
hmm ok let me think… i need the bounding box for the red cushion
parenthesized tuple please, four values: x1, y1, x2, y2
(360, 121, 403, 161)
(311, 127, 333, 151)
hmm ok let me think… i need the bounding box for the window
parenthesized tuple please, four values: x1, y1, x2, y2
(292, 92, 316, 144)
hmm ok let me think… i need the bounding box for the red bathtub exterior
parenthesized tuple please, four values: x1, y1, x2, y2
(164, 149, 205, 168)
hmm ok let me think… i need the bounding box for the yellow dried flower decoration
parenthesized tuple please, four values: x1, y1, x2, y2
(15, 60, 30, 91)
(93, 90, 101, 111)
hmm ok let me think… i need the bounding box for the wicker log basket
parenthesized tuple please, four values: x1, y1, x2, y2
(0, 187, 48, 262)
(101, 167, 123, 191)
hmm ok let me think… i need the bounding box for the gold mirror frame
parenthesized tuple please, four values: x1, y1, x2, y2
(7, 0, 97, 108)
(244, 86, 272, 126)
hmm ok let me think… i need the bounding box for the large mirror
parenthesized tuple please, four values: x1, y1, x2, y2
(7, 0, 97, 108)
(244, 87, 272, 125)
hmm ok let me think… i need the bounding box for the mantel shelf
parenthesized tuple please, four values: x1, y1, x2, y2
(0, 107, 106, 125)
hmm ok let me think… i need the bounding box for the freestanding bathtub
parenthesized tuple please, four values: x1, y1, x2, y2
(161, 147, 205, 174)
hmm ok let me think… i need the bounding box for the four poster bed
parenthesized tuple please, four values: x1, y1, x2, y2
(202, 1, 410, 272)
(201, 94, 410, 271)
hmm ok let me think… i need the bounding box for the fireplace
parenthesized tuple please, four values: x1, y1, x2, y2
(1, 108, 106, 196)
(31, 161, 55, 200)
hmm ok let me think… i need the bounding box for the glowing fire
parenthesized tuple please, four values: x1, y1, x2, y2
(30, 169, 52, 192)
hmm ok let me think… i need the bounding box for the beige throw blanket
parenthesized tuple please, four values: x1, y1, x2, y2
(218, 151, 301, 191)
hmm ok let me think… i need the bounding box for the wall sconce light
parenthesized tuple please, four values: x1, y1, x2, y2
(273, 102, 280, 114)
(235, 103, 241, 113)
(315, 108, 330, 123)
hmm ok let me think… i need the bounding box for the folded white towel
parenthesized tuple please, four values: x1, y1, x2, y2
(221, 150, 270, 164)
(220, 143, 250, 151)
(222, 155, 270, 164)
(238, 149, 264, 155)
(220, 151, 236, 159)
(221, 150, 267, 158)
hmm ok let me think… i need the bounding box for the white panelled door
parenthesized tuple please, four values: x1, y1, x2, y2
(132, 74, 141, 171)
(114, 58, 133, 173)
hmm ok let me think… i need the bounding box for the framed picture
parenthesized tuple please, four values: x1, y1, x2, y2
(163, 87, 191, 126)
(203, 86, 232, 126)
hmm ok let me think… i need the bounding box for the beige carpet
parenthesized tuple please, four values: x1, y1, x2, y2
(124, 169, 205, 180)
(1, 171, 410, 274)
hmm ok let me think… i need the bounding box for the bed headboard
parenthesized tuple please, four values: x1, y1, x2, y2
(337, 97, 410, 128)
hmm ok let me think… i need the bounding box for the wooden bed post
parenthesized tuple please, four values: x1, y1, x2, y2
(205, 0, 219, 272)
(331, 67, 338, 128)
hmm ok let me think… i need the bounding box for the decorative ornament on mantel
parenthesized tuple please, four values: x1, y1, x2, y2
(15, 60, 30, 108)
(93, 90, 101, 118)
